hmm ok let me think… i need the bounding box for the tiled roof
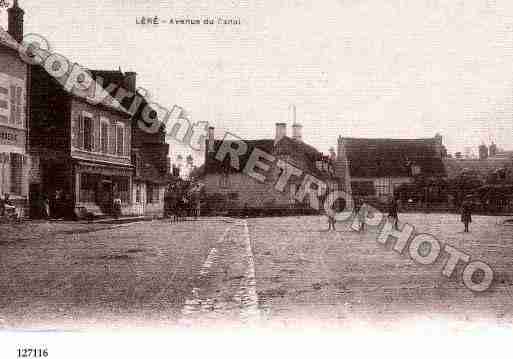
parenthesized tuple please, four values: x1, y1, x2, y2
(204, 136, 336, 180)
(342, 137, 446, 178)
(444, 158, 511, 179)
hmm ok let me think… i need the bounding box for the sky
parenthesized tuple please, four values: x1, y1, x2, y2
(2, 0, 513, 163)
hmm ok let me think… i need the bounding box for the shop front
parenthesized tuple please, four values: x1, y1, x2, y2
(75, 161, 133, 217)
(0, 126, 29, 217)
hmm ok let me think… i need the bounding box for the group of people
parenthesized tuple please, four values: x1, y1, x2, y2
(326, 194, 474, 233)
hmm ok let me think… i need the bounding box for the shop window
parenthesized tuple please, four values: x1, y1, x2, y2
(147, 184, 160, 204)
(83, 115, 93, 151)
(10, 153, 22, 195)
(114, 177, 130, 204)
(100, 119, 109, 153)
(79, 173, 96, 203)
(116, 124, 124, 156)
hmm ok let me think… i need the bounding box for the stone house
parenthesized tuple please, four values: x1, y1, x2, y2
(29, 63, 133, 218)
(337, 135, 447, 202)
(89, 70, 172, 217)
(0, 2, 31, 217)
(200, 122, 339, 213)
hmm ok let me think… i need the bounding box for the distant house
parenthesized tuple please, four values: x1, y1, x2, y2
(89, 70, 172, 217)
(338, 136, 447, 201)
(444, 158, 512, 182)
(199, 122, 339, 213)
(0, 3, 30, 217)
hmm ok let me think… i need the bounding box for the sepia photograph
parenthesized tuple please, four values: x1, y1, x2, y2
(1, 0, 513, 357)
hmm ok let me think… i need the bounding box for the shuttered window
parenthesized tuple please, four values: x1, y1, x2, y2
(83, 116, 93, 151)
(15, 87, 22, 125)
(100, 119, 109, 153)
(9, 85, 15, 124)
(116, 124, 124, 156)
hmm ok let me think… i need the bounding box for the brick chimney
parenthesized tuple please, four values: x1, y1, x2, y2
(8, 0, 25, 44)
(275, 123, 287, 145)
(123, 71, 137, 94)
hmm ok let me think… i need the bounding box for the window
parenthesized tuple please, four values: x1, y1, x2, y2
(114, 177, 130, 203)
(100, 119, 109, 153)
(146, 184, 160, 204)
(9, 85, 16, 124)
(79, 173, 97, 203)
(0, 74, 24, 127)
(219, 173, 230, 188)
(83, 115, 93, 151)
(15, 87, 22, 126)
(136, 184, 141, 203)
(289, 183, 297, 204)
(116, 124, 124, 156)
(10, 153, 22, 195)
(351, 181, 375, 196)
(375, 178, 390, 197)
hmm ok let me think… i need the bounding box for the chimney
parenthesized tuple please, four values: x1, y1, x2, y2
(123, 71, 137, 94)
(275, 123, 287, 144)
(208, 126, 215, 153)
(292, 122, 303, 142)
(290, 104, 303, 141)
(8, 0, 25, 44)
(329, 147, 336, 161)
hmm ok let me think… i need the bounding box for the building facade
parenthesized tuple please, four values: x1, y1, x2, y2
(338, 136, 447, 202)
(89, 70, 172, 217)
(29, 64, 133, 218)
(0, 3, 30, 217)
(200, 122, 339, 214)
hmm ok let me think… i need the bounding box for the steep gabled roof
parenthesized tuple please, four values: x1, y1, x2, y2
(342, 137, 446, 178)
(204, 139, 275, 174)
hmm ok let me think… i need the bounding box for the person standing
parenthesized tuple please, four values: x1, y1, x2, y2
(388, 197, 399, 230)
(353, 197, 365, 232)
(327, 212, 336, 231)
(461, 196, 473, 233)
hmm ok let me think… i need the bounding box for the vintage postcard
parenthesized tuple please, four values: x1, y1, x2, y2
(1, 0, 513, 358)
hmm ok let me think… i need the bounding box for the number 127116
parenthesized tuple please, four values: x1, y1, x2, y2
(17, 348, 48, 358)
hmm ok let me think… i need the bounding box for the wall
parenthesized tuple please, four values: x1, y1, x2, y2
(351, 176, 413, 200)
(70, 99, 132, 166)
(0, 44, 30, 216)
(202, 172, 293, 210)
